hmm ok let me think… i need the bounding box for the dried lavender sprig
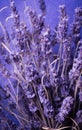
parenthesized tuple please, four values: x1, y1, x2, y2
(38, 0, 46, 15)
(60, 77, 69, 98)
(75, 110, 82, 125)
(38, 85, 47, 103)
(71, 7, 82, 44)
(79, 91, 82, 102)
(57, 5, 68, 42)
(69, 40, 82, 87)
(61, 36, 72, 78)
(56, 5, 69, 74)
(55, 96, 74, 123)
(77, 73, 82, 102)
(10, 0, 20, 28)
(40, 26, 53, 58)
(43, 99, 54, 119)
(25, 6, 45, 34)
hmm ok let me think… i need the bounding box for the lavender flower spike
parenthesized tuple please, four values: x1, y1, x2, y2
(55, 96, 74, 123)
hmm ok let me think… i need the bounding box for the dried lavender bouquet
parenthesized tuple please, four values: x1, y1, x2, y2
(0, 0, 82, 130)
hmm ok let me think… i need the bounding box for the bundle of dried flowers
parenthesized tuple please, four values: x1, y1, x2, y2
(0, 0, 82, 130)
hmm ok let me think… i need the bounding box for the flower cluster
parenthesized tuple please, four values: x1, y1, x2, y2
(0, 0, 82, 130)
(55, 96, 74, 123)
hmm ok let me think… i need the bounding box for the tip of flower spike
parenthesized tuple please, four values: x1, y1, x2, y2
(75, 7, 82, 13)
(59, 4, 65, 10)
